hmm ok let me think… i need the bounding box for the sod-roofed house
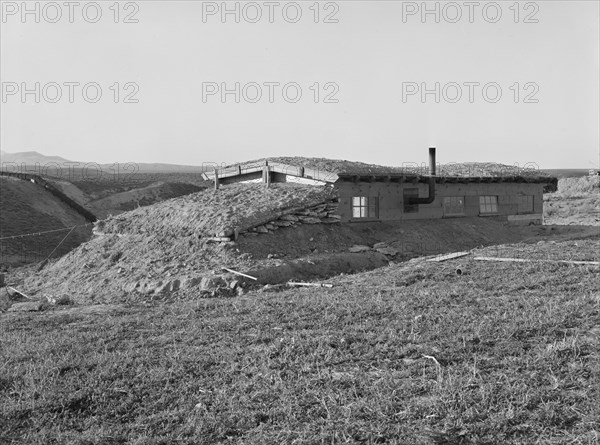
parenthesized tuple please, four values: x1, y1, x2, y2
(203, 148, 556, 226)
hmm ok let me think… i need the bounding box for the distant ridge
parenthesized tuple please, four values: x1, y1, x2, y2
(0, 150, 72, 165)
(0, 150, 204, 173)
(0, 150, 590, 177)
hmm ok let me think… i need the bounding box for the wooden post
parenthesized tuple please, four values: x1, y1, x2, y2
(214, 169, 219, 191)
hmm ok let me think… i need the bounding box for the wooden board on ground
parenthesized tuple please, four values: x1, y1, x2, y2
(427, 252, 470, 262)
(473, 257, 599, 266)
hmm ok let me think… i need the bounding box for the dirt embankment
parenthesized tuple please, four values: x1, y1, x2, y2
(15, 184, 338, 303)
(7, 182, 599, 304)
(98, 183, 337, 238)
(17, 216, 598, 305)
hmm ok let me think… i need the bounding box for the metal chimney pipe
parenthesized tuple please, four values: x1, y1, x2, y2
(408, 147, 437, 205)
(429, 147, 436, 176)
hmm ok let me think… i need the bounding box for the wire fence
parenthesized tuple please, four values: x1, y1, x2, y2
(0, 224, 93, 267)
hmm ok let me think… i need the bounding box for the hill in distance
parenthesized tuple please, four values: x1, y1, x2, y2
(0, 150, 593, 178)
(0, 150, 204, 174)
(0, 150, 72, 165)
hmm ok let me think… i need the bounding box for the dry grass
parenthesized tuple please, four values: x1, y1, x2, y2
(1, 239, 598, 444)
(0, 177, 92, 266)
(544, 177, 600, 226)
(236, 157, 555, 179)
(100, 183, 336, 238)
(555, 177, 600, 197)
(48, 173, 209, 219)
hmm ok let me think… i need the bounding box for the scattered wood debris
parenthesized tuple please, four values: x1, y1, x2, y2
(427, 252, 470, 262)
(288, 281, 334, 288)
(222, 267, 257, 281)
(473, 257, 599, 265)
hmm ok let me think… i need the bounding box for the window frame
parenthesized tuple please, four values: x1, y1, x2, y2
(443, 196, 466, 217)
(351, 196, 379, 219)
(479, 195, 499, 214)
(516, 194, 534, 214)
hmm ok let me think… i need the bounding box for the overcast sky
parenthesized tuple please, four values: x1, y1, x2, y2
(1, 0, 598, 169)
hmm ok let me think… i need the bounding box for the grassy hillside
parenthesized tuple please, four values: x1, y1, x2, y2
(48, 172, 208, 218)
(1, 239, 598, 444)
(0, 177, 91, 266)
(0, 172, 208, 267)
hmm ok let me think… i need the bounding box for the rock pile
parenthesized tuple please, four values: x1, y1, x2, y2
(348, 242, 400, 257)
(124, 274, 247, 299)
(242, 201, 340, 236)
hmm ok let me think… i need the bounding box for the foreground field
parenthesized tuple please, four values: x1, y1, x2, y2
(1, 239, 598, 444)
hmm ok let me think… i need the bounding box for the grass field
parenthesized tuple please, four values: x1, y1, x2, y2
(1, 239, 598, 444)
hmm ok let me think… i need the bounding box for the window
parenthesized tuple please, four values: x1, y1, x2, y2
(517, 195, 534, 214)
(352, 196, 378, 218)
(443, 196, 465, 216)
(479, 196, 498, 214)
(403, 188, 419, 213)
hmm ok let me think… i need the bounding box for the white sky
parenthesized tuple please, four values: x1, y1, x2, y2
(1, 0, 599, 169)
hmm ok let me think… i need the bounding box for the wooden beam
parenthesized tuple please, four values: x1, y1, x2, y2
(222, 267, 258, 280)
(474, 257, 599, 266)
(263, 166, 271, 188)
(288, 282, 334, 288)
(214, 169, 219, 191)
(427, 252, 470, 262)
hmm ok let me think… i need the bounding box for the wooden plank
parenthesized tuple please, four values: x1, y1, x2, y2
(427, 251, 470, 262)
(222, 267, 258, 280)
(7, 286, 35, 300)
(474, 257, 599, 266)
(205, 237, 232, 243)
(288, 282, 334, 288)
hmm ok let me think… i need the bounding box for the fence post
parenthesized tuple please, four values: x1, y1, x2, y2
(263, 161, 271, 188)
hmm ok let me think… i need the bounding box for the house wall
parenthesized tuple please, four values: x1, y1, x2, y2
(334, 181, 544, 223)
